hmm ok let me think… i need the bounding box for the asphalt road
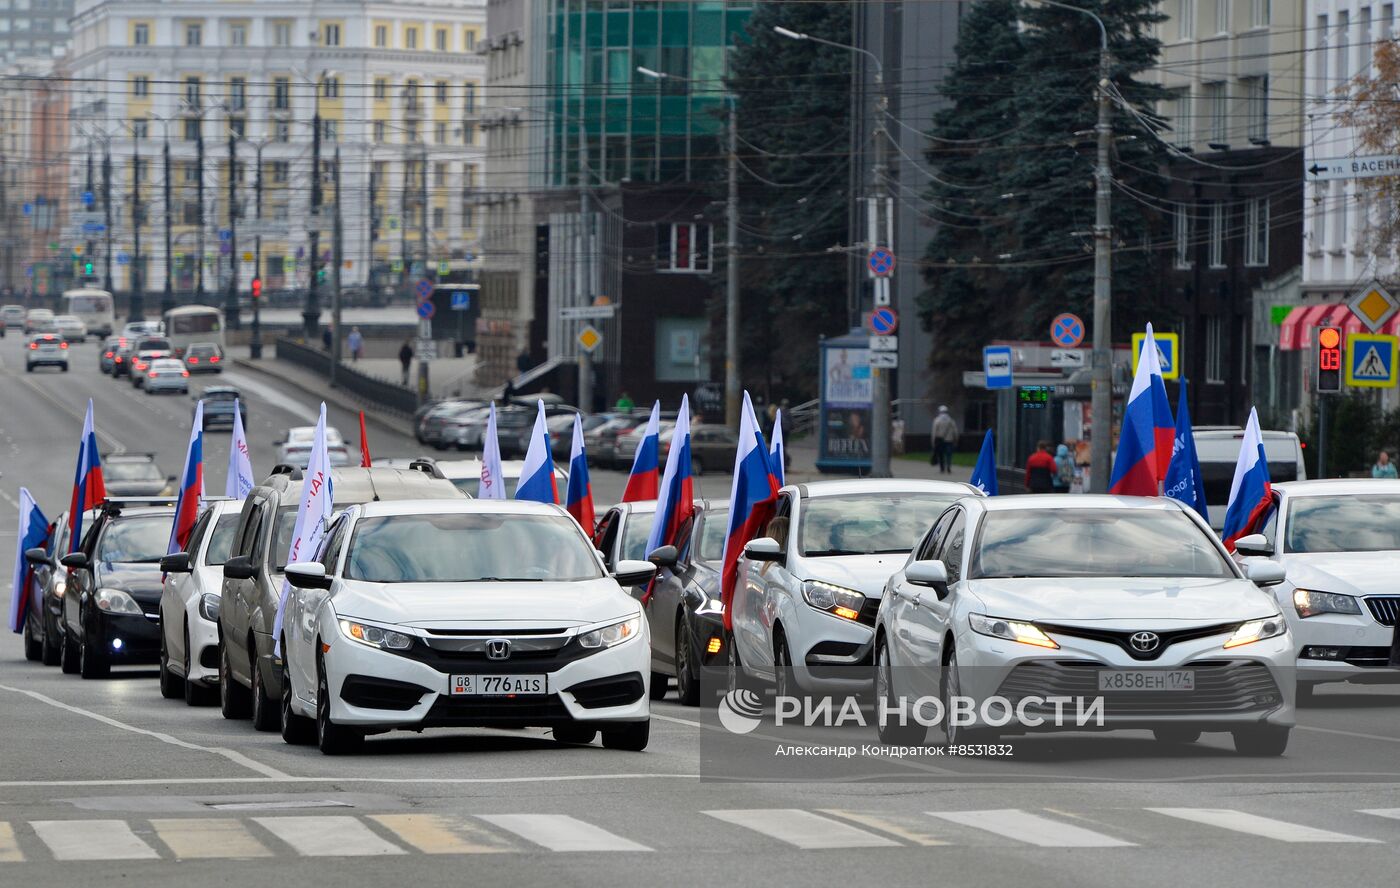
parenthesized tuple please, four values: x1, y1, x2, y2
(3, 335, 1400, 887)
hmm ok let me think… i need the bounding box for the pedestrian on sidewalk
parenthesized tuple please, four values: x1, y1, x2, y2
(1024, 440, 1057, 493)
(347, 326, 364, 362)
(1373, 450, 1398, 479)
(321, 326, 332, 351)
(398, 338, 414, 386)
(930, 405, 958, 474)
(1053, 443, 1074, 492)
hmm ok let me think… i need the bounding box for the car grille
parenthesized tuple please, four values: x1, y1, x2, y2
(401, 635, 594, 673)
(1365, 596, 1400, 627)
(423, 694, 573, 727)
(856, 597, 880, 627)
(995, 659, 1282, 718)
(1036, 621, 1239, 661)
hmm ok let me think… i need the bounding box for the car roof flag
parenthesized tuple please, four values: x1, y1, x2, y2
(622, 402, 661, 502)
(9, 488, 50, 634)
(1164, 383, 1209, 523)
(226, 398, 254, 499)
(769, 409, 786, 487)
(719, 392, 781, 630)
(478, 403, 505, 500)
(358, 410, 372, 467)
(67, 399, 106, 553)
(1221, 407, 1273, 551)
(1109, 322, 1175, 496)
(564, 413, 595, 530)
(515, 400, 559, 504)
(273, 402, 334, 655)
(970, 429, 999, 496)
(167, 400, 205, 556)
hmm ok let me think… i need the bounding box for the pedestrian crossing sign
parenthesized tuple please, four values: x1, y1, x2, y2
(1130, 331, 1180, 380)
(1345, 332, 1398, 388)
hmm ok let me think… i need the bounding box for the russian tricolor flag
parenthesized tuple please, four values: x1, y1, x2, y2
(564, 413, 595, 531)
(514, 400, 559, 504)
(9, 488, 50, 633)
(622, 402, 661, 503)
(1109, 323, 1175, 496)
(167, 400, 206, 555)
(1221, 407, 1274, 551)
(644, 395, 694, 560)
(719, 393, 781, 630)
(769, 409, 786, 487)
(67, 399, 106, 552)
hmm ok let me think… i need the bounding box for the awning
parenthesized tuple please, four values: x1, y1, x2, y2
(1277, 302, 1400, 350)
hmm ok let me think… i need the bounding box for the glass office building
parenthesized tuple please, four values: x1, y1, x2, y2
(543, 0, 751, 186)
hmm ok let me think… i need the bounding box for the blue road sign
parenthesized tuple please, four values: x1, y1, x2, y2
(1130, 331, 1181, 381)
(450, 291, 471, 310)
(1346, 333, 1397, 388)
(463, 251, 475, 262)
(1050, 312, 1086, 348)
(82, 221, 105, 234)
(218, 228, 232, 242)
(116, 253, 130, 265)
(24, 265, 33, 278)
(415, 278, 434, 301)
(870, 307, 898, 335)
(82, 191, 94, 206)
(22, 203, 32, 216)
(984, 345, 1014, 390)
(867, 248, 895, 277)
(417, 299, 436, 319)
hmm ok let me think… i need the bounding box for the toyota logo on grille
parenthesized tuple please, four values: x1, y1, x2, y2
(486, 639, 511, 660)
(1129, 631, 1161, 653)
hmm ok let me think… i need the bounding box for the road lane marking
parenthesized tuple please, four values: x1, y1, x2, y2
(150, 818, 273, 859)
(705, 809, 901, 848)
(652, 713, 702, 727)
(253, 816, 407, 856)
(478, 814, 652, 852)
(31, 820, 161, 860)
(1147, 808, 1381, 843)
(0, 683, 290, 780)
(926, 809, 1135, 847)
(370, 814, 517, 854)
(0, 823, 22, 862)
(1297, 725, 1400, 745)
(0, 772, 700, 788)
(219, 370, 318, 419)
(1359, 809, 1400, 822)
(820, 809, 951, 845)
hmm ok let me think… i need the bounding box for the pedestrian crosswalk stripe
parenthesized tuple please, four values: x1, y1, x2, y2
(0, 823, 22, 863)
(1357, 809, 1400, 823)
(252, 816, 408, 857)
(1148, 809, 1382, 843)
(819, 809, 951, 846)
(31, 820, 160, 861)
(925, 809, 1135, 847)
(150, 818, 273, 859)
(478, 814, 652, 852)
(370, 814, 517, 854)
(704, 809, 901, 849)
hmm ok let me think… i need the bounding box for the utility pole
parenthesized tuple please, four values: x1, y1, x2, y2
(130, 135, 143, 321)
(419, 145, 430, 275)
(577, 129, 593, 414)
(195, 118, 206, 300)
(250, 140, 263, 358)
(367, 162, 379, 303)
(303, 86, 323, 341)
(225, 133, 240, 329)
(400, 155, 410, 295)
(102, 142, 113, 294)
(724, 98, 740, 430)
(85, 147, 95, 276)
(161, 122, 174, 315)
(330, 146, 344, 386)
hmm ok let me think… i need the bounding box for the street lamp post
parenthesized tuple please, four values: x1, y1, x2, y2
(130, 130, 143, 321)
(250, 137, 265, 358)
(226, 132, 240, 330)
(303, 75, 324, 341)
(149, 114, 175, 316)
(101, 140, 113, 294)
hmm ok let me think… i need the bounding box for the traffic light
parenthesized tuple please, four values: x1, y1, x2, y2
(83, 261, 94, 276)
(250, 277, 262, 300)
(1317, 326, 1342, 393)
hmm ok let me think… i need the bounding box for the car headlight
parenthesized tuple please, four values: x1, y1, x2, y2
(578, 615, 641, 649)
(95, 588, 143, 615)
(198, 592, 221, 622)
(338, 619, 414, 651)
(1224, 614, 1288, 649)
(1292, 589, 1362, 619)
(968, 613, 1059, 649)
(802, 580, 866, 621)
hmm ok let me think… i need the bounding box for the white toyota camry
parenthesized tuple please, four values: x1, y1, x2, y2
(279, 499, 657, 754)
(158, 498, 242, 705)
(1234, 479, 1400, 702)
(875, 495, 1297, 755)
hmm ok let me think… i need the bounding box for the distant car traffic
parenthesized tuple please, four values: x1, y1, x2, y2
(200, 386, 247, 430)
(382, 457, 567, 498)
(279, 499, 656, 754)
(874, 495, 1295, 755)
(25, 333, 69, 372)
(53, 314, 88, 342)
(159, 499, 242, 705)
(110, 339, 137, 376)
(144, 358, 190, 394)
(585, 414, 649, 468)
(0, 304, 26, 332)
(183, 341, 224, 373)
(130, 349, 174, 388)
(100, 336, 128, 374)
(276, 426, 352, 468)
(24, 308, 54, 333)
(102, 453, 172, 497)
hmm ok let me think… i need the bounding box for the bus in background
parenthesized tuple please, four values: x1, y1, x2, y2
(162, 305, 225, 357)
(61, 288, 115, 338)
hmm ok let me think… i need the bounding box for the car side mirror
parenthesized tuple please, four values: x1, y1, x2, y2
(612, 559, 657, 587)
(285, 561, 331, 590)
(1234, 534, 1274, 557)
(1245, 561, 1286, 587)
(647, 545, 678, 570)
(905, 560, 949, 589)
(59, 552, 88, 570)
(222, 554, 256, 580)
(24, 547, 50, 566)
(743, 537, 784, 562)
(159, 552, 192, 573)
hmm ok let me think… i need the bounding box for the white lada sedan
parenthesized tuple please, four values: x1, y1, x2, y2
(279, 499, 656, 754)
(875, 495, 1297, 756)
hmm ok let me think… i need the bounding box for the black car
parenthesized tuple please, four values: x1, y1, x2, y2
(201, 386, 248, 429)
(103, 453, 172, 497)
(57, 501, 175, 678)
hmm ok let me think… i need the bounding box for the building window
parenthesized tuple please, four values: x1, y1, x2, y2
(407, 121, 419, 143)
(273, 21, 291, 46)
(132, 22, 149, 45)
(183, 76, 201, 106)
(185, 22, 202, 46)
(182, 202, 201, 225)
(1386, 4, 1395, 41)
(132, 75, 149, 98)
(462, 205, 474, 229)
(657, 222, 712, 273)
(1336, 184, 1349, 247)
(1174, 204, 1193, 269)
(434, 162, 448, 186)
(130, 119, 148, 140)
(1209, 201, 1225, 267)
(322, 77, 340, 99)
(1251, 0, 1269, 27)
(1205, 316, 1224, 383)
(275, 120, 290, 143)
(373, 121, 386, 142)
(433, 207, 446, 228)
(374, 78, 387, 101)
(404, 80, 420, 110)
(1312, 183, 1328, 250)
(374, 24, 388, 47)
(435, 80, 449, 104)
(1336, 12, 1350, 90)
(230, 23, 246, 46)
(464, 28, 477, 51)
(271, 161, 289, 184)
(322, 119, 338, 142)
(1243, 75, 1268, 141)
(1177, 0, 1195, 39)
(1215, 0, 1229, 33)
(323, 23, 341, 46)
(464, 83, 477, 115)
(182, 162, 199, 184)
(435, 28, 448, 51)
(461, 122, 476, 145)
(406, 27, 419, 49)
(434, 122, 447, 144)
(463, 164, 476, 187)
(228, 117, 245, 139)
(1163, 87, 1189, 145)
(1245, 198, 1269, 266)
(1204, 82, 1227, 143)
(229, 77, 246, 111)
(273, 77, 290, 110)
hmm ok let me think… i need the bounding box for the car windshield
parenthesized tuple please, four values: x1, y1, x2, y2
(105, 461, 163, 481)
(971, 508, 1234, 579)
(1285, 495, 1400, 553)
(799, 493, 964, 556)
(204, 514, 240, 565)
(96, 515, 171, 563)
(697, 509, 730, 563)
(344, 513, 603, 582)
(621, 510, 657, 561)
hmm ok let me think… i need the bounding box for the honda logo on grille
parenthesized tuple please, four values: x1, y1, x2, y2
(486, 639, 511, 660)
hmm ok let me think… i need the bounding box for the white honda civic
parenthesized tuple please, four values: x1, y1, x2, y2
(158, 498, 243, 705)
(875, 495, 1297, 755)
(279, 499, 656, 754)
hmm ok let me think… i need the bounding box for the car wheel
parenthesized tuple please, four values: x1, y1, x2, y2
(675, 618, 701, 707)
(1295, 682, 1317, 706)
(61, 363, 68, 372)
(280, 642, 316, 745)
(600, 720, 650, 751)
(60, 626, 80, 674)
(23, 616, 42, 662)
(316, 657, 363, 755)
(158, 626, 184, 699)
(250, 645, 280, 732)
(79, 626, 109, 679)
(183, 627, 217, 706)
(219, 640, 252, 719)
(552, 724, 598, 745)
(25, 364, 32, 373)
(1232, 725, 1290, 756)
(876, 640, 927, 745)
(773, 632, 797, 699)
(41, 613, 61, 666)
(940, 647, 994, 746)
(1152, 726, 1201, 744)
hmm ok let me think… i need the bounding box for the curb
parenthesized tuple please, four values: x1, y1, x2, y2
(231, 358, 415, 439)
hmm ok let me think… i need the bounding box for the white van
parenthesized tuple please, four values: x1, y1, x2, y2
(1193, 426, 1307, 530)
(61, 288, 115, 338)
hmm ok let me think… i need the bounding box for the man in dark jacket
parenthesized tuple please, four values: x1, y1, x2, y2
(398, 339, 414, 386)
(1024, 440, 1057, 493)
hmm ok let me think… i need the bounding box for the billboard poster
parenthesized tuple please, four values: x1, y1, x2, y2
(819, 346, 873, 468)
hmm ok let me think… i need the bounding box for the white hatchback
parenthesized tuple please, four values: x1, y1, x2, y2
(279, 499, 656, 754)
(159, 499, 243, 704)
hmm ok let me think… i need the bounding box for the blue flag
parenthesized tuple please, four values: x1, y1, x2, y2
(1164, 384, 1208, 522)
(970, 429, 999, 496)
